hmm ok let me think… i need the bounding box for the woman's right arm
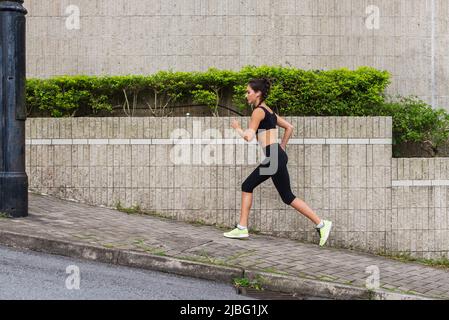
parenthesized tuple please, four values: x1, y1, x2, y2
(275, 114, 294, 149)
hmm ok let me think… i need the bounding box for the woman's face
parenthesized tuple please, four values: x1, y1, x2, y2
(245, 85, 261, 106)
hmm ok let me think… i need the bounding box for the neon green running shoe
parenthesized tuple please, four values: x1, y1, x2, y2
(316, 220, 332, 246)
(223, 227, 249, 239)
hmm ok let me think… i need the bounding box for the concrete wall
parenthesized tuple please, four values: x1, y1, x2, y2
(24, 116, 404, 256)
(25, 0, 449, 111)
(27, 116, 449, 259)
(392, 158, 449, 259)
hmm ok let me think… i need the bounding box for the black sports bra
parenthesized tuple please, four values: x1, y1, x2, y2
(256, 105, 277, 134)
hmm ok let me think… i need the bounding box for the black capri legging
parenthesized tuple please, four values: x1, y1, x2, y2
(241, 143, 296, 205)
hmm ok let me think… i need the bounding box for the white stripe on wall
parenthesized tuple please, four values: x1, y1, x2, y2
(26, 138, 392, 145)
(88, 139, 109, 145)
(30, 139, 52, 145)
(392, 180, 449, 187)
(109, 139, 130, 145)
(73, 139, 88, 144)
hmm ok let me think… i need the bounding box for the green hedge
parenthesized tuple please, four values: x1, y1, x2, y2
(25, 65, 449, 148)
(26, 65, 390, 117)
(232, 65, 391, 116)
(374, 95, 449, 148)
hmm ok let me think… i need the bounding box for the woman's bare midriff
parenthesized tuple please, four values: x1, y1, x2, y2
(256, 128, 278, 148)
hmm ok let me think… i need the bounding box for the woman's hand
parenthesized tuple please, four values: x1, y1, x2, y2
(280, 144, 286, 151)
(231, 119, 240, 130)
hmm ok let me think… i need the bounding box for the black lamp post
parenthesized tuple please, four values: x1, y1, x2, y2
(0, 0, 28, 218)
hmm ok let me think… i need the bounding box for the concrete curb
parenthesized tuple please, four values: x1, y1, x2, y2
(0, 231, 243, 284)
(244, 271, 434, 300)
(0, 231, 436, 300)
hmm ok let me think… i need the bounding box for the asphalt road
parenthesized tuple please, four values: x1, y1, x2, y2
(0, 245, 254, 300)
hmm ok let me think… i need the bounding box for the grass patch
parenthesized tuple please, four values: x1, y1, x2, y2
(376, 251, 449, 269)
(248, 227, 261, 235)
(132, 239, 166, 256)
(178, 254, 234, 267)
(367, 289, 376, 300)
(195, 250, 234, 267)
(233, 276, 264, 291)
(0, 212, 10, 219)
(102, 243, 116, 249)
(115, 201, 174, 220)
(152, 250, 167, 256)
(225, 250, 256, 264)
(215, 223, 230, 231)
(179, 249, 257, 269)
(188, 219, 209, 227)
(115, 201, 143, 215)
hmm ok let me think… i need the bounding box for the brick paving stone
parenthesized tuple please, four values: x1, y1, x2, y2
(425, 290, 447, 297)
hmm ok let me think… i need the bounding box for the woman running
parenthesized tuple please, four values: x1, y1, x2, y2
(224, 78, 332, 246)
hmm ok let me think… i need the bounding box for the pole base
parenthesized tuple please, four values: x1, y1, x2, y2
(0, 172, 28, 218)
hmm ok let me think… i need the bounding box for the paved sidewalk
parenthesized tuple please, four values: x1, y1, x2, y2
(1, 192, 448, 300)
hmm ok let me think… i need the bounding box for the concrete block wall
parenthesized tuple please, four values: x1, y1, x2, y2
(392, 158, 449, 259)
(26, 116, 399, 255)
(25, 0, 449, 111)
